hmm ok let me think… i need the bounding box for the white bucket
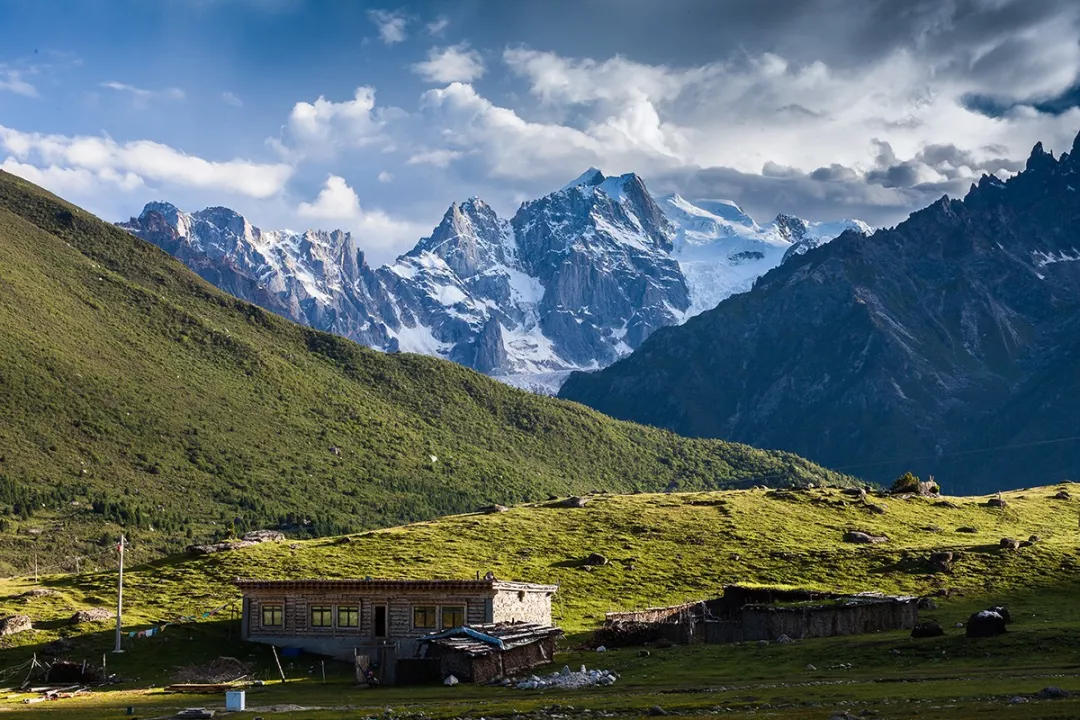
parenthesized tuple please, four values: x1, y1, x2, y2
(225, 690, 246, 711)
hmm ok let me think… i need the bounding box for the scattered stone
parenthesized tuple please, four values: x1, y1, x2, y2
(841, 488, 864, 497)
(921, 524, 943, 533)
(911, 621, 945, 638)
(990, 605, 1013, 624)
(335, 536, 352, 544)
(986, 497, 1008, 508)
(1053, 490, 1072, 500)
(555, 496, 588, 509)
(956, 526, 978, 534)
(1010, 696, 1030, 704)
(1035, 686, 1071, 700)
(865, 503, 887, 515)
(1000, 538, 1020, 550)
(917, 480, 941, 496)
(775, 634, 794, 644)
(328, 445, 341, 456)
(647, 706, 667, 716)
(583, 553, 609, 566)
(480, 504, 509, 514)
(638, 650, 651, 658)
(188, 530, 284, 554)
(1028, 534, 1042, 543)
(516, 666, 617, 690)
(19, 588, 56, 599)
(0, 615, 32, 636)
(806, 664, 817, 671)
(70, 607, 113, 624)
(595, 645, 607, 652)
(443, 675, 459, 686)
(917, 597, 938, 611)
(965, 610, 1007, 638)
(844, 531, 888, 544)
(241, 529, 285, 543)
(929, 551, 954, 573)
(935, 500, 960, 509)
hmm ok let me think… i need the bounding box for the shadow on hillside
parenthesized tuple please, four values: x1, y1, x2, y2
(0, 618, 268, 690)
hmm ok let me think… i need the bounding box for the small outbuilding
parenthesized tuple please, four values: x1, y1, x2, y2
(417, 622, 563, 684)
(598, 585, 918, 647)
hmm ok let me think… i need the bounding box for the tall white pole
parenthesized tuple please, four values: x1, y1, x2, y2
(113, 535, 125, 653)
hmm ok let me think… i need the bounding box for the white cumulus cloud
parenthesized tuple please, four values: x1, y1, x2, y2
(297, 174, 362, 220)
(296, 174, 427, 253)
(282, 87, 393, 158)
(0, 125, 292, 199)
(368, 9, 408, 45)
(412, 43, 485, 84)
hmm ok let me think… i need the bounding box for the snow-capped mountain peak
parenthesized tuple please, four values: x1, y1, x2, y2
(120, 175, 867, 393)
(559, 167, 606, 192)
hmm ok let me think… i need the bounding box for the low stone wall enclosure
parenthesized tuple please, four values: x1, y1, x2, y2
(598, 586, 918, 646)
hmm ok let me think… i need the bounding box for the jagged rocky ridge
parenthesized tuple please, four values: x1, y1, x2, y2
(560, 132, 1080, 493)
(119, 170, 866, 392)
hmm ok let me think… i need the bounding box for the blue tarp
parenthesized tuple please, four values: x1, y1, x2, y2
(419, 626, 506, 650)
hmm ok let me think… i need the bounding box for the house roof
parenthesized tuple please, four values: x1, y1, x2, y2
(419, 622, 563, 656)
(233, 578, 559, 594)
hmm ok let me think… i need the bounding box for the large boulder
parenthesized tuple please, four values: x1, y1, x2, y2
(844, 530, 888, 544)
(1000, 538, 1020, 550)
(583, 553, 609, 566)
(70, 608, 114, 625)
(966, 610, 1007, 638)
(911, 621, 945, 638)
(0, 615, 32, 636)
(928, 551, 954, 573)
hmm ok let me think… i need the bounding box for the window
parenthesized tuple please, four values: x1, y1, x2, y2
(310, 606, 333, 628)
(413, 606, 436, 630)
(337, 605, 359, 628)
(441, 605, 465, 629)
(261, 604, 283, 627)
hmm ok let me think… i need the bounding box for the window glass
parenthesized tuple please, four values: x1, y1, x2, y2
(310, 606, 333, 628)
(442, 605, 465, 629)
(337, 605, 359, 628)
(261, 604, 283, 627)
(413, 606, 436, 629)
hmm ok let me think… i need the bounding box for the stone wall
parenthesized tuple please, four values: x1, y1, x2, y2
(604, 601, 701, 625)
(703, 599, 918, 643)
(491, 587, 552, 625)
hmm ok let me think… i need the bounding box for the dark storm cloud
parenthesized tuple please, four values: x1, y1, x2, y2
(651, 136, 1036, 231)
(653, 163, 957, 230)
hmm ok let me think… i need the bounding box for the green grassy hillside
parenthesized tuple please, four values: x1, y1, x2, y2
(1, 484, 1080, 719)
(3, 483, 1078, 637)
(0, 171, 851, 573)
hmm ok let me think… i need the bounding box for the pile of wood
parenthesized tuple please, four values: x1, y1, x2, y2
(171, 656, 251, 685)
(21, 685, 91, 704)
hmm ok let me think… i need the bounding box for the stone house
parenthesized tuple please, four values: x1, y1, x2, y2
(235, 577, 558, 674)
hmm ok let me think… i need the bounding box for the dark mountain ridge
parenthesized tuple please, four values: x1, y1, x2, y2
(560, 131, 1080, 493)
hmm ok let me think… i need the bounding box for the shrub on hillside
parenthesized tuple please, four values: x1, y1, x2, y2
(891, 472, 941, 495)
(891, 472, 921, 494)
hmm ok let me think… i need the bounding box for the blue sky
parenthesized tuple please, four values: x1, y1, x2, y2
(2, 0, 1080, 264)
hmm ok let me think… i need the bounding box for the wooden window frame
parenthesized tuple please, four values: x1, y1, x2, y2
(261, 603, 283, 628)
(413, 605, 437, 630)
(336, 604, 359, 629)
(441, 604, 466, 630)
(310, 605, 333, 628)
